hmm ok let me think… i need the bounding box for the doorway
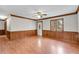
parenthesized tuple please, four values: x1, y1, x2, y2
(0, 19, 7, 35)
(37, 21, 43, 36)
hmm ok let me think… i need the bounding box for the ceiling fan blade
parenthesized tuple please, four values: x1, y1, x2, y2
(43, 14, 47, 16)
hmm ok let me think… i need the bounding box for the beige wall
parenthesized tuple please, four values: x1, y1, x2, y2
(7, 16, 36, 32)
(7, 14, 78, 32)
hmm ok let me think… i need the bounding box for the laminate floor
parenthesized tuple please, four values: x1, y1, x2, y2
(0, 35, 79, 54)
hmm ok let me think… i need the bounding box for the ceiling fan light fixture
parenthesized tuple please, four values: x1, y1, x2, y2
(33, 10, 47, 18)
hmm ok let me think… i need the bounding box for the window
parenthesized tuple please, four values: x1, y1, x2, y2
(50, 18, 64, 32)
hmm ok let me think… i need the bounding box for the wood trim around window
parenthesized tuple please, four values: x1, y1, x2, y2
(50, 18, 64, 32)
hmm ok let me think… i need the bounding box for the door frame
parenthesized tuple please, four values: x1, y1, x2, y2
(0, 19, 7, 35)
(36, 21, 43, 36)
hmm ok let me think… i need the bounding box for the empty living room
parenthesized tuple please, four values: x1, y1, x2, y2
(0, 5, 79, 54)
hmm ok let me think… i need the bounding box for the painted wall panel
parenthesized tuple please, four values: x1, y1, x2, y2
(64, 14, 77, 32)
(43, 20, 50, 30)
(7, 16, 36, 32)
(7, 14, 78, 32)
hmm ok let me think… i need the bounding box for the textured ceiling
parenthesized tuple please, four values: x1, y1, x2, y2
(0, 5, 78, 19)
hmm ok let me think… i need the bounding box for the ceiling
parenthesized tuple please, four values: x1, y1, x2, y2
(0, 5, 78, 19)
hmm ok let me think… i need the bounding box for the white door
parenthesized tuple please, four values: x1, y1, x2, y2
(37, 21, 43, 36)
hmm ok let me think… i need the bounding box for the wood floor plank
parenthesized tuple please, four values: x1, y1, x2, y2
(0, 35, 79, 54)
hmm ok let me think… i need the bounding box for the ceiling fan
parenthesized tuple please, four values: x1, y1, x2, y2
(33, 10, 47, 18)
